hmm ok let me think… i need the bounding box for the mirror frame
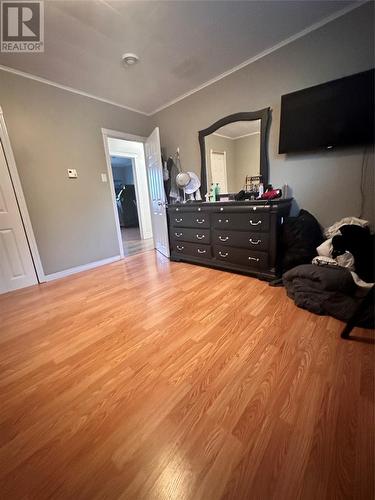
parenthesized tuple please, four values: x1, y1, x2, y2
(198, 108, 271, 197)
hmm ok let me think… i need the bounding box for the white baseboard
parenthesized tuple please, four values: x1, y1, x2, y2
(44, 255, 121, 282)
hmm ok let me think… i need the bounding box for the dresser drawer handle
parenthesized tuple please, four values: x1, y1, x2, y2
(174, 232, 183, 237)
(249, 238, 261, 245)
(249, 220, 262, 226)
(175, 218, 183, 222)
(219, 251, 228, 258)
(219, 236, 229, 242)
(196, 234, 205, 240)
(197, 249, 206, 254)
(218, 219, 229, 223)
(196, 218, 205, 224)
(248, 257, 260, 262)
(176, 245, 184, 251)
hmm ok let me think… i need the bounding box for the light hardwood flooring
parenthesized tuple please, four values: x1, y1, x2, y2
(0, 251, 373, 499)
(121, 227, 154, 256)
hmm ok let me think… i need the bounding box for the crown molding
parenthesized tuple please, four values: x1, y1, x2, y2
(0, 1, 367, 117)
(213, 131, 260, 140)
(149, 0, 367, 115)
(0, 64, 149, 116)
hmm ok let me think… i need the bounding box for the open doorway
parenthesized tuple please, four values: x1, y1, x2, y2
(102, 130, 154, 257)
(110, 155, 150, 256)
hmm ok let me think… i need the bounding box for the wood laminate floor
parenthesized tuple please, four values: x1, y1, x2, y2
(121, 227, 154, 257)
(0, 251, 373, 499)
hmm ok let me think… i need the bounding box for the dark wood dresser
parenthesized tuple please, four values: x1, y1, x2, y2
(168, 199, 292, 281)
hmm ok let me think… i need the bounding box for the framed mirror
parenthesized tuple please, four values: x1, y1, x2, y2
(199, 108, 271, 198)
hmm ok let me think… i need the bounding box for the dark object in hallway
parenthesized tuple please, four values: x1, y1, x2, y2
(282, 209, 324, 272)
(118, 185, 139, 228)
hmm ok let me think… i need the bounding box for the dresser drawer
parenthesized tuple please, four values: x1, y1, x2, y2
(213, 230, 269, 251)
(213, 245, 268, 269)
(212, 213, 269, 232)
(171, 212, 210, 228)
(173, 242, 211, 259)
(171, 228, 210, 244)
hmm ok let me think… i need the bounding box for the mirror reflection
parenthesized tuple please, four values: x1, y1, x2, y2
(204, 120, 261, 194)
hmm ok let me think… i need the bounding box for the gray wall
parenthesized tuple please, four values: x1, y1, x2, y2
(0, 2, 373, 277)
(233, 134, 260, 190)
(205, 133, 261, 193)
(153, 3, 374, 228)
(0, 71, 151, 274)
(204, 134, 235, 192)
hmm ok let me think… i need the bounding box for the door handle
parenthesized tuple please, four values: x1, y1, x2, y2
(249, 220, 262, 226)
(197, 249, 206, 254)
(196, 219, 205, 224)
(248, 256, 260, 262)
(176, 245, 184, 251)
(219, 251, 228, 258)
(249, 238, 261, 245)
(196, 234, 205, 240)
(174, 232, 183, 237)
(219, 236, 229, 242)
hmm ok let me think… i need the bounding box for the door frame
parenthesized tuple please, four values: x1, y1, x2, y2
(0, 107, 45, 282)
(101, 128, 151, 259)
(210, 149, 228, 193)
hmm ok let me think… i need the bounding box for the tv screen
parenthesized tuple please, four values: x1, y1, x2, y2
(279, 69, 374, 154)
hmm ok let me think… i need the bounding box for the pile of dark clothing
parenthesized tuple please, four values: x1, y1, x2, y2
(281, 211, 374, 328)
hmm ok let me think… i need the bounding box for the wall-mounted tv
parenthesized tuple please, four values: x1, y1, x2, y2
(278, 69, 374, 154)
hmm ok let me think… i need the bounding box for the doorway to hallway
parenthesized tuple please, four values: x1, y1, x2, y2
(110, 154, 153, 256)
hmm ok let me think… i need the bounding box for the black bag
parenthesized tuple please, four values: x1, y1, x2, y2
(282, 209, 324, 272)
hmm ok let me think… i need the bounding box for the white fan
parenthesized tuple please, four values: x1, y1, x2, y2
(176, 172, 191, 202)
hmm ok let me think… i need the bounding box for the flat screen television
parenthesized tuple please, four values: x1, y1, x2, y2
(278, 69, 374, 154)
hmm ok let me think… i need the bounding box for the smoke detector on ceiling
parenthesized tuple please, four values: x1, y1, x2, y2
(122, 53, 139, 66)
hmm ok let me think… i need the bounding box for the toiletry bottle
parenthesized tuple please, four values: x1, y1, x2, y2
(258, 182, 264, 199)
(215, 183, 220, 201)
(210, 183, 215, 202)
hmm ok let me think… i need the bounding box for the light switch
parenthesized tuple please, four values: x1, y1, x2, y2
(101, 173, 108, 183)
(67, 169, 78, 179)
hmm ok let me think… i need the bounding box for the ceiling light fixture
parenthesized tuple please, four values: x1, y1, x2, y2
(122, 53, 139, 66)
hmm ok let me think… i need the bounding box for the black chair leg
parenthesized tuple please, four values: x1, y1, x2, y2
(341, 286, 374, 339)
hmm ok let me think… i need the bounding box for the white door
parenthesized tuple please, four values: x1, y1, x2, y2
(145, 127, 170, 258)
(0, 141, 37, 293)
(210, 150, 228, 193)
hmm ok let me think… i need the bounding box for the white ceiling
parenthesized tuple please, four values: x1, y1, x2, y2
(0, 0, 359, 115)
(213, 120, 261, 139)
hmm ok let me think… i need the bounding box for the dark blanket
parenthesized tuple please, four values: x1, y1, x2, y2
(283, 264, 373, 327)
(282, 209, 324, 272)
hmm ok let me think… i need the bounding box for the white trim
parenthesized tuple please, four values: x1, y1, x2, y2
(0, 107, 46, 282)
(213, 131, 260, 140)
(101, 128, 146, 143)
(150, 1, 368, 115)
(101, 128, 153, 256)
(0, 65, 148, 116)
(44, 255, 121, 282)
(0, 1, 367, 116)
(108, 151, 148, 241)
(210, 149, 228, 193)
(101, 130, 125, 258)
(0, 0, 370, 117)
